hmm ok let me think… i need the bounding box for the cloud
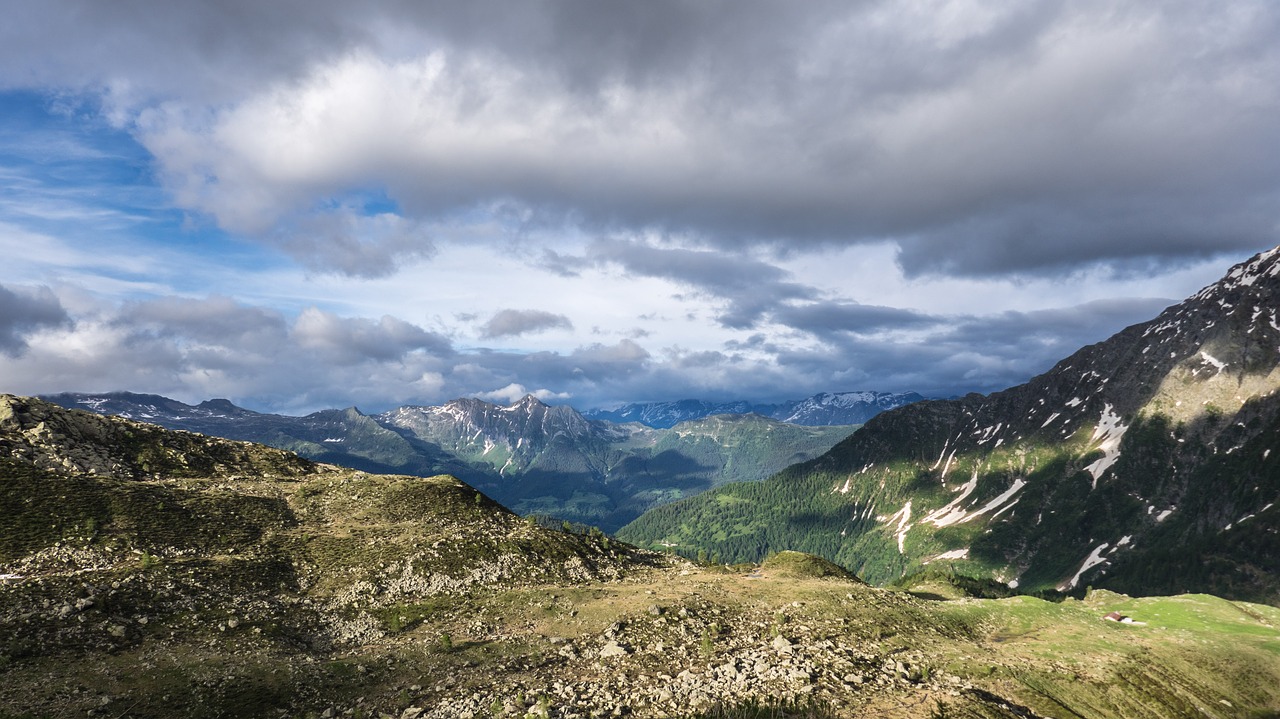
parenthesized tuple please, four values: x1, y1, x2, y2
(292, 307, 453, 363)
(0, 284, 69, 355)
(280, 209, 435, 278)
(475, 383, 570, 404)
(27, 2, 1259, 279)
(480, 309, 573, 338)
(582, 238, 817, 328)
(2, 3, 1275, 412)
(0, 277, 1195, 413)
(121, 295, 288, 347)
(771, 301, 940, 339)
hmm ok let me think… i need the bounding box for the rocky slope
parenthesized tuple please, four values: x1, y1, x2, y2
(2, 395, 1278, 718)
(619, 247, 1280, 604)
(583, 390, 925, 428)
(46, 393, 854, 531)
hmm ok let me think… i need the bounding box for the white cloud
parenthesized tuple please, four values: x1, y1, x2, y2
(475, 383, 570, 404)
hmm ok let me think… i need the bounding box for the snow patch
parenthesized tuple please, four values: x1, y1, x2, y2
(1066, 397, 1083, 407)
(929, 440, 950, 471)
(921, 474, 1025, 528)
(1059, 543, 1111, 591)
(883, 501, 913, 554)
(1199, 351, 1227, 373)
(1084, 404, 1128, 489)
(969, 478, 1026, 520)
(925, 548, 969, 564)
(938, 449, 957, 482)
(921, 470, 980, 528)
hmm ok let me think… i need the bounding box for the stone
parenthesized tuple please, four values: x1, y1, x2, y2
(771, 635, 793, 655)
(599, 640, 630, 658)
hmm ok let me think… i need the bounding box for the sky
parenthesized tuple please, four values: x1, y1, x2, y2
(1, 1, 1278, 415)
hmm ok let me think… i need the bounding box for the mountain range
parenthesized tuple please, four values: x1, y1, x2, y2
(3, 393, 1278, 718)
(582, 391, 925, 428)
(42, 392, 855, 532)
(619, 246, 1280, 605)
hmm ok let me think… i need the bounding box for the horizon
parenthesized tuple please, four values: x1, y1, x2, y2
(3, 3, 1277, 414)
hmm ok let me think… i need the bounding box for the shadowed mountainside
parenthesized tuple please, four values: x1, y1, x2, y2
(620, 247, 1280, 605)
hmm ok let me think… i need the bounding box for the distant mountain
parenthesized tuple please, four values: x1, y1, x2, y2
(620, 246, 1280, 604)
(43, 392, 855, 532)
(583, 390, 924, 428)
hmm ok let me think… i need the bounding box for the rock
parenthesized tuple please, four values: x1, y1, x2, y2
(771, 635, 793, 655)
(599, 641, 630, 658)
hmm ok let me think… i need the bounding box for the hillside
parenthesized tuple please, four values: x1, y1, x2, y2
(619, 247, 1280, 604)
(3, 394, 1279, 718)
(45, 393, 854, 531)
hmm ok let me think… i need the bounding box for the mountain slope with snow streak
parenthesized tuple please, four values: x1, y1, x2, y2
(621, 247, 1280, 604)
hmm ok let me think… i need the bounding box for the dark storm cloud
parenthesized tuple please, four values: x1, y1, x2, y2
(934, 298, 1178, 351)
(771, 302, 940, 338)
(480, 309, 573, 338)
(0, 284, 68, 355)
(10, 2, 1275, 277)
(766, 296, 1181, 397)
(585, 239, 817, 328)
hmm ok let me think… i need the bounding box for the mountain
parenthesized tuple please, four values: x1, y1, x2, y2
(583, 390, 925, 428)
(3, 394, 1279, 718)
(619, 246, 1280, 604)
(43, 392, 855, 532)
(43, 391, 477, 479)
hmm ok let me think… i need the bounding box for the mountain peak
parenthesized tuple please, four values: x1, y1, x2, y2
(196, 398, 243, 412)
(509, 394, 547, 410)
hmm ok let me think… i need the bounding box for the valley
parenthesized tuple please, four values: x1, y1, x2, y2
(42, 393, 857, 533)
